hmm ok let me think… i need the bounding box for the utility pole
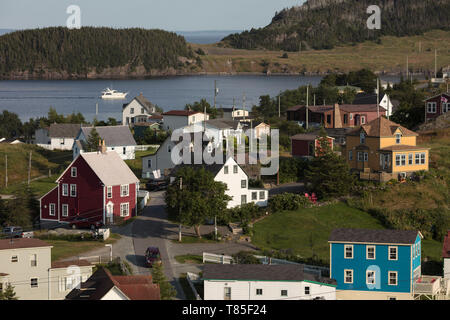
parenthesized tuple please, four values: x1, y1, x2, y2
(4, 155, 7, 188)
(406, 56, 409, 79)
(278, 91, 281, 118)
(27, 151, 32, 185)
(96, 103, 98, 115)
(214, 80, 218, 109)
(313, 94, 316, 106)
(376, 78, 380, 118)
(232, 97, 235, 120)
(306, 85, 309, 130)
(435, 49, 437, 79)
(243, 92, 246, 121)
(178, 177, 182, 242)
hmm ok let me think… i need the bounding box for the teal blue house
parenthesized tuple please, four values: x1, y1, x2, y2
(329, 228, 422, 300)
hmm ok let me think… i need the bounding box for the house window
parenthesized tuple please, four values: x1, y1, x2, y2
(357, 152, 368, 162)
(396, 154, 406, 166)
(304, 287, 310, 295)
(224, 166, 229, 174)
(343, 114, 348, 124)
(70, 184, 77, 197)
(121, 184, 129, 197)
(388, 271, 398, 286)
(348, 150, 353, 161)
(415, 153, 426, 165)
(71, 167, 77, 177)
(168, 145, 172, 153)
(256, 289, 263, 296)
(107, 186, 112, 199)
(49, 203, 55, 216)
(130, 108, 134, 114)
(389, 246, 398, 260)
(30, 278, 38, 288)
(281, 290, 288, 297)
(443, 103, 449, 113)
(120, 203, 130, 217)
(350, 113, 353, 120)
(60, 138, 65, 145)
(30, 254, 37, 267)
(366, 270, 376, 285)
(344, 245, 353, 259)
(62, 204, 69, 217)
(62, 184, 68, 196)
(395, 133, 401, 144)
(252, 192, 257, 200)
(123, 147, 126, 155)
(427, 102, 437, 113)
(326, 115, 331, 124)
(241, 195, 247, 204)
(408, 154, 413, 165)
(367, 246, 376, 260)
(147, 159, 152, 168)
(344, 270, 353, 284)
(241, 180, 247, 188)
(224, 287, 231, 300)
(361, 116, 366, 124)
(360, 132, 366, 144)
(11, 255, 18, 263)
(141, 108, 145, 114)
(233, 165, 238, 174)
(259, 191, 265, 200)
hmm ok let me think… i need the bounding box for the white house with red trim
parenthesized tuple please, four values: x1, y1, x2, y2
(40, 145, 139, 226)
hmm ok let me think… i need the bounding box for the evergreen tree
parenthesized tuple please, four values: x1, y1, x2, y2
(304, 128, 355, 199)
(151, 263, 176, 300)
(85, 128, 101, 152)
(0, 283, 18, 300)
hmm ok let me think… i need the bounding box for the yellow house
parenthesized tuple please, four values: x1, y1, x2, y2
(344, 117, 429, 181)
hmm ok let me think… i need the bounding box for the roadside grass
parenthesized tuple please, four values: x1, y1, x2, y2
(179, 273, 197, 300)
(0, 175, 58, 197)
(194, 30, 450, 74)
(0, 144, 72, 194)
(252, 202, 386, 263)
(45, 234, 121, 262)
(174, 254, 203, 264)
(171, 235, 219, 244)
(125, 148, 156, 177)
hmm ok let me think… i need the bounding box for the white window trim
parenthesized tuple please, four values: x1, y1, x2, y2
(366, 270, 376, 285)
(224, 165, 229, 174)
(388, 271, 398, 286)
(366, 245, 376, 260)
(427, 102, 437, 113)
(256, 289, 263, 296)
(11, 255, 18, 263)
(344, 269, 353, 284)
(70, 184, 77, 197)
(71, 167, 77, 177)
(120, 184, 129, 197)
(30, 278, 39, 288)
(120, 202, 130, 217)
(49, 203, 56, 216)
(62, 204, 69, 217)
(344, 245, 353, 259)
(62, 184, 68, 196)
(388, 246, 398, 261)
(107, 186, 113, 199)
(304, 286, 310, 295)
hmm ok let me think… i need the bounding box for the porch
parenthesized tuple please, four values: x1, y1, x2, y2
(414, 276, 450, 300)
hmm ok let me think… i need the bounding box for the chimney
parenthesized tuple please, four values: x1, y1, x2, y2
(333, 103, 343, 128)
(101, 139, 107, 154)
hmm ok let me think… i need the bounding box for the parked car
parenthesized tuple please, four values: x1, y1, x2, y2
(145, 180, 168, 191)
(145, 247, 162, 267)
(69, 216, 103, 230)
(2, 226, 23, 238)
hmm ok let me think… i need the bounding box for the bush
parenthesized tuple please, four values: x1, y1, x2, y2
(220, 203, 263, 224)
(233, 251, 261, 264)
(269, 193, 312, 213)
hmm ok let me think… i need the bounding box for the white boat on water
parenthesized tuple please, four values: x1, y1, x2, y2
(101, 88, 128, 99)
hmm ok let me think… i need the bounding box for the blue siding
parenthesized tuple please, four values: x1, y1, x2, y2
(330, 241, 418, 294)
(412, 235, 421, 271)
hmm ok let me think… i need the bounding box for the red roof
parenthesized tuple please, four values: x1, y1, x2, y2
(112, 275, 160, 300)
(162, 110, 203, 116)
(0, 238, 52, 251)
(443, 231, 450, 259)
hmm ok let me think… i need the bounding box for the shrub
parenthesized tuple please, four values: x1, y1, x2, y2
(269, 193, 312, 213)
(233, 251, 261, 264)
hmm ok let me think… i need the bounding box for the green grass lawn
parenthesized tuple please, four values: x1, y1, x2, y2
(253, 203, 385, 263)
(0, 175, 58, 197)
(171, 235, 219, 244)
(175, 254, 203, 264)
(45, 233, 121, 262)
(125, 148, 157, 177)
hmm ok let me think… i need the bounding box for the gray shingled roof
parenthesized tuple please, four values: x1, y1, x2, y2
(81, 126, 136, 147)
(48, 123, 81, 138)
(329, 228, 420, 245)
(203, 264, 336, 285)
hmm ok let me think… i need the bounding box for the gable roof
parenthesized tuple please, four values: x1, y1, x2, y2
(123, 93, 155, 112)
(203, 264, 336, 286)
(49, 123, 82, 138)
(329, 228, 421, 245)
(0, 238, 52, 251)
(65, 268, 160, 300)
(352, 93, 385, 105)
(424, 92, 450, 101)
(76, 151, 139, 186)
(347, 117, 418, 137)
(80, 126, 136, 147)
(162, 110, 203, 117)
(443, 231, 450, 259)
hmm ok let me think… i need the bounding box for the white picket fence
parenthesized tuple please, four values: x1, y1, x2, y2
(202, 252, 233, 264)
(138, 190, 150, 210)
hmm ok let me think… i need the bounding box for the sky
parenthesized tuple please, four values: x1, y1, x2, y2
(0, 0, 304, 31)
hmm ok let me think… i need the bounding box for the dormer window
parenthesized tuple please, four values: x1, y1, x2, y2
(360, 132, 366, 144)
(395, 133, 401, 144)
(71, 167, 77, 177)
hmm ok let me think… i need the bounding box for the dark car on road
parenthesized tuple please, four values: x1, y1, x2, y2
(2, 226, 23, 238)
(69, 216, 103, 230)
(145, 247, 162, 267)
(145, 180, 168, 191)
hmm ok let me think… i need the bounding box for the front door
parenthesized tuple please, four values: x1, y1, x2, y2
(381, 154, 391, 171)
(106, 203, 114, 224)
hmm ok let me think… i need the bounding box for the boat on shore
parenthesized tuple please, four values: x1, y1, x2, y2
(101, 88, 128, 99)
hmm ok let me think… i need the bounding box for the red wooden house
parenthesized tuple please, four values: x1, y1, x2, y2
(40, 143, 140, 226)
(425, 93, 450, 122)
(291, 134, 334, 158)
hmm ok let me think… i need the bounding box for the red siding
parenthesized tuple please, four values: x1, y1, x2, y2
(40, 187, 59, 220)
(426, 94, 449, 121)
(104, 183, 137, 220)
(292, 140, 312, 157)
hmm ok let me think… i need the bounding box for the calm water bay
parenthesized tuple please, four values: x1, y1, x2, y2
(0, 75, 399, 122)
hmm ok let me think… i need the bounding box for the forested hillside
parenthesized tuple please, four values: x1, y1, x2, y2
(0, 27, 198, 78)
(222, 0, 450, 51)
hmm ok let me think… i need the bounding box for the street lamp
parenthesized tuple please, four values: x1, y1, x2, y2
(105, 244, 112, 262)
